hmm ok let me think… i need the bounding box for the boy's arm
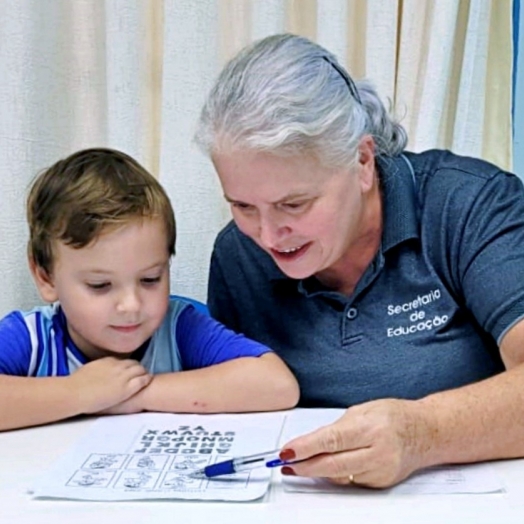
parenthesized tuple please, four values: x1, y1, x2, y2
(0, 358, 152, 431)
(0, 375, 88, 430)
(103, 307, 299, 415)
(0, 312, 79, 430)
(0, 311, 153, 431)
(108, 353, 298, 414)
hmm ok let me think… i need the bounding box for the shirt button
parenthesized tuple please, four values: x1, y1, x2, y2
(346, 307, 358, 320)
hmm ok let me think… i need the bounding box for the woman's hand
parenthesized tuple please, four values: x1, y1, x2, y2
(280, 399, 433, 488)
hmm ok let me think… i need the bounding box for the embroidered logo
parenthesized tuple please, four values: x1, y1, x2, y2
(386, 289, 449, 337)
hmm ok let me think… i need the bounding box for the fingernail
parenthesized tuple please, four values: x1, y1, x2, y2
(281, 466, 296, 476)
(279, 448, 296, 461)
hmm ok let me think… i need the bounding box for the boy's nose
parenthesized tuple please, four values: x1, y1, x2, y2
(116, 288, 141, 313)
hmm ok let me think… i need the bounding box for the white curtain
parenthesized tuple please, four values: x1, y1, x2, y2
(0, 0, 513, 315)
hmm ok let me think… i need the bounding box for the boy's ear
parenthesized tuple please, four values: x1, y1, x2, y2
(28, 257, 58, 303)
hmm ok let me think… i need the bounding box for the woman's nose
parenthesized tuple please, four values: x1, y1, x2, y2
(258, 215, 290, 248)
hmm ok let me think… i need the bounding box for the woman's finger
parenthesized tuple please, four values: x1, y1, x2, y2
(282, 414, 361, 460)
(283, 447, 373, 479)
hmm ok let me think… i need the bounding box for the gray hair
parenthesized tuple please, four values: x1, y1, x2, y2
(195, 33, 407, 169)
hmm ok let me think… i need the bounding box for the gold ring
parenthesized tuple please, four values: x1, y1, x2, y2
(348, 474, 354, 483)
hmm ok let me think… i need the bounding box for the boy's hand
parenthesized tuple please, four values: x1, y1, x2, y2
(69, 357, 152, 414)
(96, 390, 147, 416)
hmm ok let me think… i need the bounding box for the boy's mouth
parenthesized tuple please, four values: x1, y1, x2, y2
(110, 324, 141, 333)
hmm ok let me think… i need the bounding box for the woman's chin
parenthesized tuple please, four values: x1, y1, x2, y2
(273, 259, 318, 281)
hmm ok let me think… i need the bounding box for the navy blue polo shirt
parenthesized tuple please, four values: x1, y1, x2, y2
(208, 150, 524, 407)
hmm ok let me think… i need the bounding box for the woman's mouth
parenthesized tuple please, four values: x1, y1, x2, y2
(271, 242, 311, 261)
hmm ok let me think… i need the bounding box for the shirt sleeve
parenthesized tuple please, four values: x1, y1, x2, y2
(175, 306, 272, 370)
(0, 311, 33, 375)
(455, 171, 524, 343)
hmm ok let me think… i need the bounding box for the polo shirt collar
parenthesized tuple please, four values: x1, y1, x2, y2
(378, 154, 420, 252)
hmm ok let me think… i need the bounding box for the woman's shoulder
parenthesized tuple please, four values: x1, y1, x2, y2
(214, 220, 241, 245)
(213, 221, 284, 278)
(406, 149, 508, 184)
(214, 220, 260, 257)
(402, 149, 521, 211)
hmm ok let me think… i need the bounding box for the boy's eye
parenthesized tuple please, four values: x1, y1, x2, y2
(86, 282, 110, 291)
(141, 276, 162, 286)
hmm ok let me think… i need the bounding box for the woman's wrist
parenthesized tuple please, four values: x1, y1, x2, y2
(409, 397, 445, 470)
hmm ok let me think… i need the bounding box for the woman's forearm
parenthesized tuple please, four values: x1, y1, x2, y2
(415, 363, 524, 468)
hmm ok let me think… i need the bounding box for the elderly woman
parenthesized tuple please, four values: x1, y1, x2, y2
(195, 33, 524, 488)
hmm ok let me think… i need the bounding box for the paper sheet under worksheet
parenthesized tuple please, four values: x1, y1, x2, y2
(30, 412, 286, 501)
(281, 409, 505, 495)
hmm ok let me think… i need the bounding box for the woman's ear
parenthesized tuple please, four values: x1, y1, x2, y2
(28, 257, 58, 303)
(357, 135, 376, 193)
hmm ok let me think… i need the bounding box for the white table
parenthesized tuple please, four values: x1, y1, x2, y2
(2, 413, 524, 524)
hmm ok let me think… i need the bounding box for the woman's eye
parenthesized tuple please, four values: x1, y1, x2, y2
(282, 201, 306, 211)
(232, 202, 254, 211)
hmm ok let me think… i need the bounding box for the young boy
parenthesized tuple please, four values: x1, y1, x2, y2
(0, 148, 299, 431)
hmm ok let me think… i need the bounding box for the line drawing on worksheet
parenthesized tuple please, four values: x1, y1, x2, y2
(31, 412, 285, 501)
(66, 453, 250, 492)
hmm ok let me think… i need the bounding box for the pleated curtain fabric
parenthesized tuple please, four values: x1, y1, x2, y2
(0, 0, 513, 313)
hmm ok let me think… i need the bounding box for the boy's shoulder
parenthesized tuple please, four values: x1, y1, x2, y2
(0, 304, 63, 376)
(0, 309, 29, 335)
(168, 295, 208, 315)
(0, 303, 59, 329)
(0, 303, 67, 360)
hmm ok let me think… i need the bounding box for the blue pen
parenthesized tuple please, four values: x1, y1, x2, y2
(189, 449, 289, 478)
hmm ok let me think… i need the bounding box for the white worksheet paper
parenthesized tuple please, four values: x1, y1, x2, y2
(31, 412, 286, 501)
(282, 409, 505, 495)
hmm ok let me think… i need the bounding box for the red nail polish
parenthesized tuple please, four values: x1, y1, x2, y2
(281, 466, 296, 476)
(279, 448, 296, 461)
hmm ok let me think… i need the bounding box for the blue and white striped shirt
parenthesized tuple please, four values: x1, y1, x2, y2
(0, 298, 270, 377)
